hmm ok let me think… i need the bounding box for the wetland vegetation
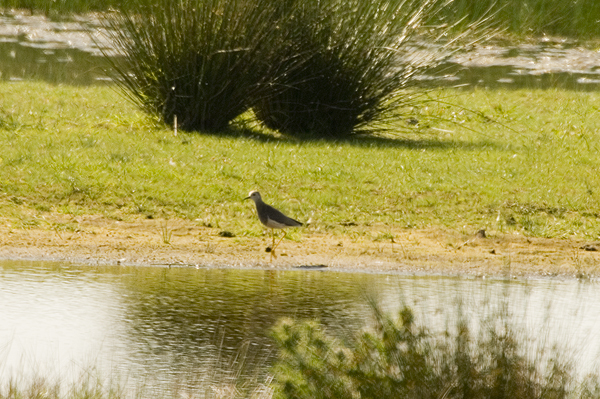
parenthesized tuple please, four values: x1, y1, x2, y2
(3, 291, 600, 399)
(99, 0, 482, 136)
(1, 0, 600, 397)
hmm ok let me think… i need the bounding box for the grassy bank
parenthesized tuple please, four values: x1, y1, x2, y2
(0, 81, 599, 240)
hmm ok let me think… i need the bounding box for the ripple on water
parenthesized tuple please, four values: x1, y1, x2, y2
(1, 260, 600, 391)
(1, 12, 600, 88)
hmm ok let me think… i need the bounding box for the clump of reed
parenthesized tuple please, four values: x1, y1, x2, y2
(101, 0, 278, 132)
(101, 0, 489, 136)
(251, 0, 451, 137)
(270, 300, 600, 399)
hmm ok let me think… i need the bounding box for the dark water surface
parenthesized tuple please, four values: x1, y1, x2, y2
(1, 12, 600, 89)
(0, 12, 111, 84)
(1, 260, 600, 392)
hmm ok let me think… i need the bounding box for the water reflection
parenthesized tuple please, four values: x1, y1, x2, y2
(0, 37, 112, 84)
(117, 267, 369, 376)
(418, 41, 600, 90)
(1, 12, 600, 89)
(1, 260, 599, 392)
(0, 12, 112, 84)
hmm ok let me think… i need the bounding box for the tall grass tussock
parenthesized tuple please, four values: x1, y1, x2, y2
(101, 0, 489, 136)
(101, 0, 280, 132)
(251, 0, 448, 137)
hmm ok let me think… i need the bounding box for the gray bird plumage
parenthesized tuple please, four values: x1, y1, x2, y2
(245, 190, 302, 259)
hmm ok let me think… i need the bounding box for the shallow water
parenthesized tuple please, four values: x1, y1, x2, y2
(0, 12, 112, 84)
(414, 40, 600, 90)
(1, 12, 600, 89)
(1, 260, 600, 392)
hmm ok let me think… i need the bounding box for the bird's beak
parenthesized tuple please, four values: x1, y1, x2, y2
(243, 196, 250, 201)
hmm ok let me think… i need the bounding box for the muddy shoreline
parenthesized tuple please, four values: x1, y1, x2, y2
(1, 215, 599, 279)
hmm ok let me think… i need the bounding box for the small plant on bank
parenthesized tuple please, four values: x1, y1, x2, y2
(101, 0, 277, 132)
(160, 220, 172, 244)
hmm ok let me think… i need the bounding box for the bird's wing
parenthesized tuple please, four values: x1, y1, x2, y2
(263, 203, 302, 228)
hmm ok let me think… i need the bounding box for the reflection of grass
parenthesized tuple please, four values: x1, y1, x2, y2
(1, 82, 600, 240)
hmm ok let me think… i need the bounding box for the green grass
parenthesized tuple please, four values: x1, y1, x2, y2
(1, 81, 600, 239)
(434, 0, 600, 39)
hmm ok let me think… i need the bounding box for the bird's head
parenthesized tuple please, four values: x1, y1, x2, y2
(244, 190, 262, 202)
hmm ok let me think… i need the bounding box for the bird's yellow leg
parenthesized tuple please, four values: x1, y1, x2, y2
(270, 229, 277, 261)
(271, 229, 276, 250)
(272, 230, 287, 254)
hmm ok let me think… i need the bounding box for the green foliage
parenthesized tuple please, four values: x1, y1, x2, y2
(271, 302, 600, 399)
(349, 306, 439, 399)
(252, 0, 446, 137)
(3, 0, 600, 38)
(270, 319, 355, 399)
(101, 0, 278, 132)
(99, 0, 488, 136)
(271, 307, 441, 399)
(433, 0, 600, 38)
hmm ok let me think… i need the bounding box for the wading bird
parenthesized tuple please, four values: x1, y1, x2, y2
(245, 191, 302, 259)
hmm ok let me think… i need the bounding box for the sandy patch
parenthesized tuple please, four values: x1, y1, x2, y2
(1, 214, 599, 278)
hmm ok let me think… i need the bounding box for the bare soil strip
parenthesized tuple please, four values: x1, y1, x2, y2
(1, 215, 599, 278)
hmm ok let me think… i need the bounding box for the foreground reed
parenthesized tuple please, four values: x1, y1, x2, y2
(271, 300, 600, 399)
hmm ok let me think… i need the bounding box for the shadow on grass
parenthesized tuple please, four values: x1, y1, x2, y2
(191, 121, 504, 152)
(315, 134, 502, 151)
